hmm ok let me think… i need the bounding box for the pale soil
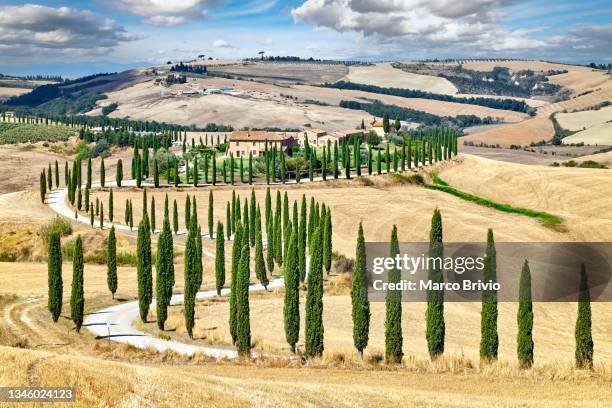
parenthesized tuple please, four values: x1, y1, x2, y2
(459, 145, 563, 165)
(207, 61, 349, 85)
(572, 151, 612, 167)
(344, 63, 458, 94)
(438, 154, 612, 241)
(556, 105, 612, 131)
(457, 60, 610, 95)
(93, 79, 368, 132)
(563, 122, 612, 146)
(0, 87, 30, 98)
(462, 78, 612, 147)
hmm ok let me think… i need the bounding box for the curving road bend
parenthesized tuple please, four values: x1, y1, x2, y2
(47, 182, 294, 358)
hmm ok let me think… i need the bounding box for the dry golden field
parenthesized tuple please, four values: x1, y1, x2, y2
(0, 138, 611, 406)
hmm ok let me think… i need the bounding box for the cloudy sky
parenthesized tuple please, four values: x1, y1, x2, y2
(0, 0, 610, 75)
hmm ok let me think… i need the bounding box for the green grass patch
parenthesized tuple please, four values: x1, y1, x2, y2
(424, 179, 563, 230)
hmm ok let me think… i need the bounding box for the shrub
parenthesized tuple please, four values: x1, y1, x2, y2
(390, 173, 424, 185)
(333, 251, 354, 273)
(41, 216, 72, 242)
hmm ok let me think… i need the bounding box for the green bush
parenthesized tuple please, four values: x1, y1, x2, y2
(578, 160, 607, 169)
(41, 216, 72, 242)
(391, 173, 424, 185)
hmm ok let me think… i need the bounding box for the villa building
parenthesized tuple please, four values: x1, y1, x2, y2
(226, 130, 296, 158)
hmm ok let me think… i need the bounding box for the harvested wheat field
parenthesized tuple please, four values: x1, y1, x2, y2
(556, 105, 612, 131)
(343, 63, 458, 94)
(563, 122, 612, 145)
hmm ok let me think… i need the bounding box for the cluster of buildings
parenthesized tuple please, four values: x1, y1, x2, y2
(224, 119, 395, 158)
(225, 126, 373, 158)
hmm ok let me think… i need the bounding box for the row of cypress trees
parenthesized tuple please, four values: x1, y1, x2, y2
(47, 232, 85, 332)
(349, 211, 594, 369)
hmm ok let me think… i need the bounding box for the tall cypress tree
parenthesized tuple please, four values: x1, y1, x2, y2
(385, 225, 403, 363)
(150, 196, 156, 233)
(156, 210, 174, 330)
(153, 158, 160, 187)
(86, 157, 92, 189)
(47, 232, 62, 322)
(480, 228, 499, 362)
(208, 190, 214, 239)
(47, 163, 53, 190)
(100, 158, 106, 188)
(40, 171, 46, 203)
(229, 224, 243, 344)
(185, 193, 191, 229)
(116, 159, 123, 187)
(54, 160, 59, 188)
(248, 152, 253, 184)
(426, 208, 445, 359)
(255, 207, 268, 289)
(575, 263, 593, 369)
(109, 188, 114, 222)
(137, 212, 152, 322)
(284, 229, 299, 353)
(171, 199, 178, 234)
(305, 225, 324, 358)
(250, 190, 256, 247)
(274, 191, 283, 266)
(323, 209, 332, 275)
(183, 215, 197, 338)
(352, 223, 370, 358)
(107, 226, 117, 299)
(236, 245, 251, 356)
(517, 260, 534, 369)
(298, 195, 307, 282)
(215, 222, 225, 295)
(70, 235, 84, 333)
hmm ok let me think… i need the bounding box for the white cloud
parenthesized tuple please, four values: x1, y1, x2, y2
(213, 39, 236, 48)
(0, 4, 135, 61)
(291, 0, 545, 53)
(113, 0, 215, 25)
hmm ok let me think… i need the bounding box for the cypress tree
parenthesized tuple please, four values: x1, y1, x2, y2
(90, 203, 94, 228)
(154, 159, 160, 187)
(107, 226, 117, 299)
(385, 225, 403, 363)
(40, 171, 46, 203)
(242, 198, 250, 250)
(156, 210, 174, 330)
(136, 154, 142, 188)
(99, 202, 104, 229)
(229, 224, 243, 344)
(517, 260, 534, 369)
(575, 263, 593, 369)
(54, 160, 59, 188)
(298, 195, 307, 282)
(183, 214, 197, 338)
(150, 196, 156, 233)
(274, 191, 282, 266)
(323, 209, 332, 274)
(173, 199, 179, 234)
(212, 153, 217, 185)
(47, 163, 53, 190)
(480, 228, 499, 362)
(124, 199, 130, 225)
(86, 157, 92, 189)
(64, 161, 69, 186)
(47, 232, 62, 322)
(70, 235, 85, 333)
(77, 188, 82, 211)
(128, 200, 133, 230)
(109, 188, 114, 222)
(208, 190, 214, 239)
(116, 159, 123, 187)
(247, 152, 253, 184)
(305, 225, 324, 358)
(96, 197, 100, 216)
(215, 222, 225, 295)
(226, 201, 232, 239)
(284, 228, 299, 353)
(100, 158, 106, 188)
(174, 160, 179, 187)
(255, 223, 268, 289)
(377, 149, 382, 174)
(137, 213, 152, 322)
(185, 194, 191, 229)
(236, 245, 251, 356)
(426, 208, 445, 359)
(333, 141, 339, 179)
(352, 223, 370, 358)
(250, 190, 256, 246)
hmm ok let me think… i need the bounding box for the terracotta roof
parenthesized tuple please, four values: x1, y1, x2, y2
(304, 128, 326, 135)
(229, 130, 288, 142)
(338, 128, 365, 135)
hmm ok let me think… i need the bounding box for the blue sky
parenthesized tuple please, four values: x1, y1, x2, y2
(0, 1, 610, 76)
